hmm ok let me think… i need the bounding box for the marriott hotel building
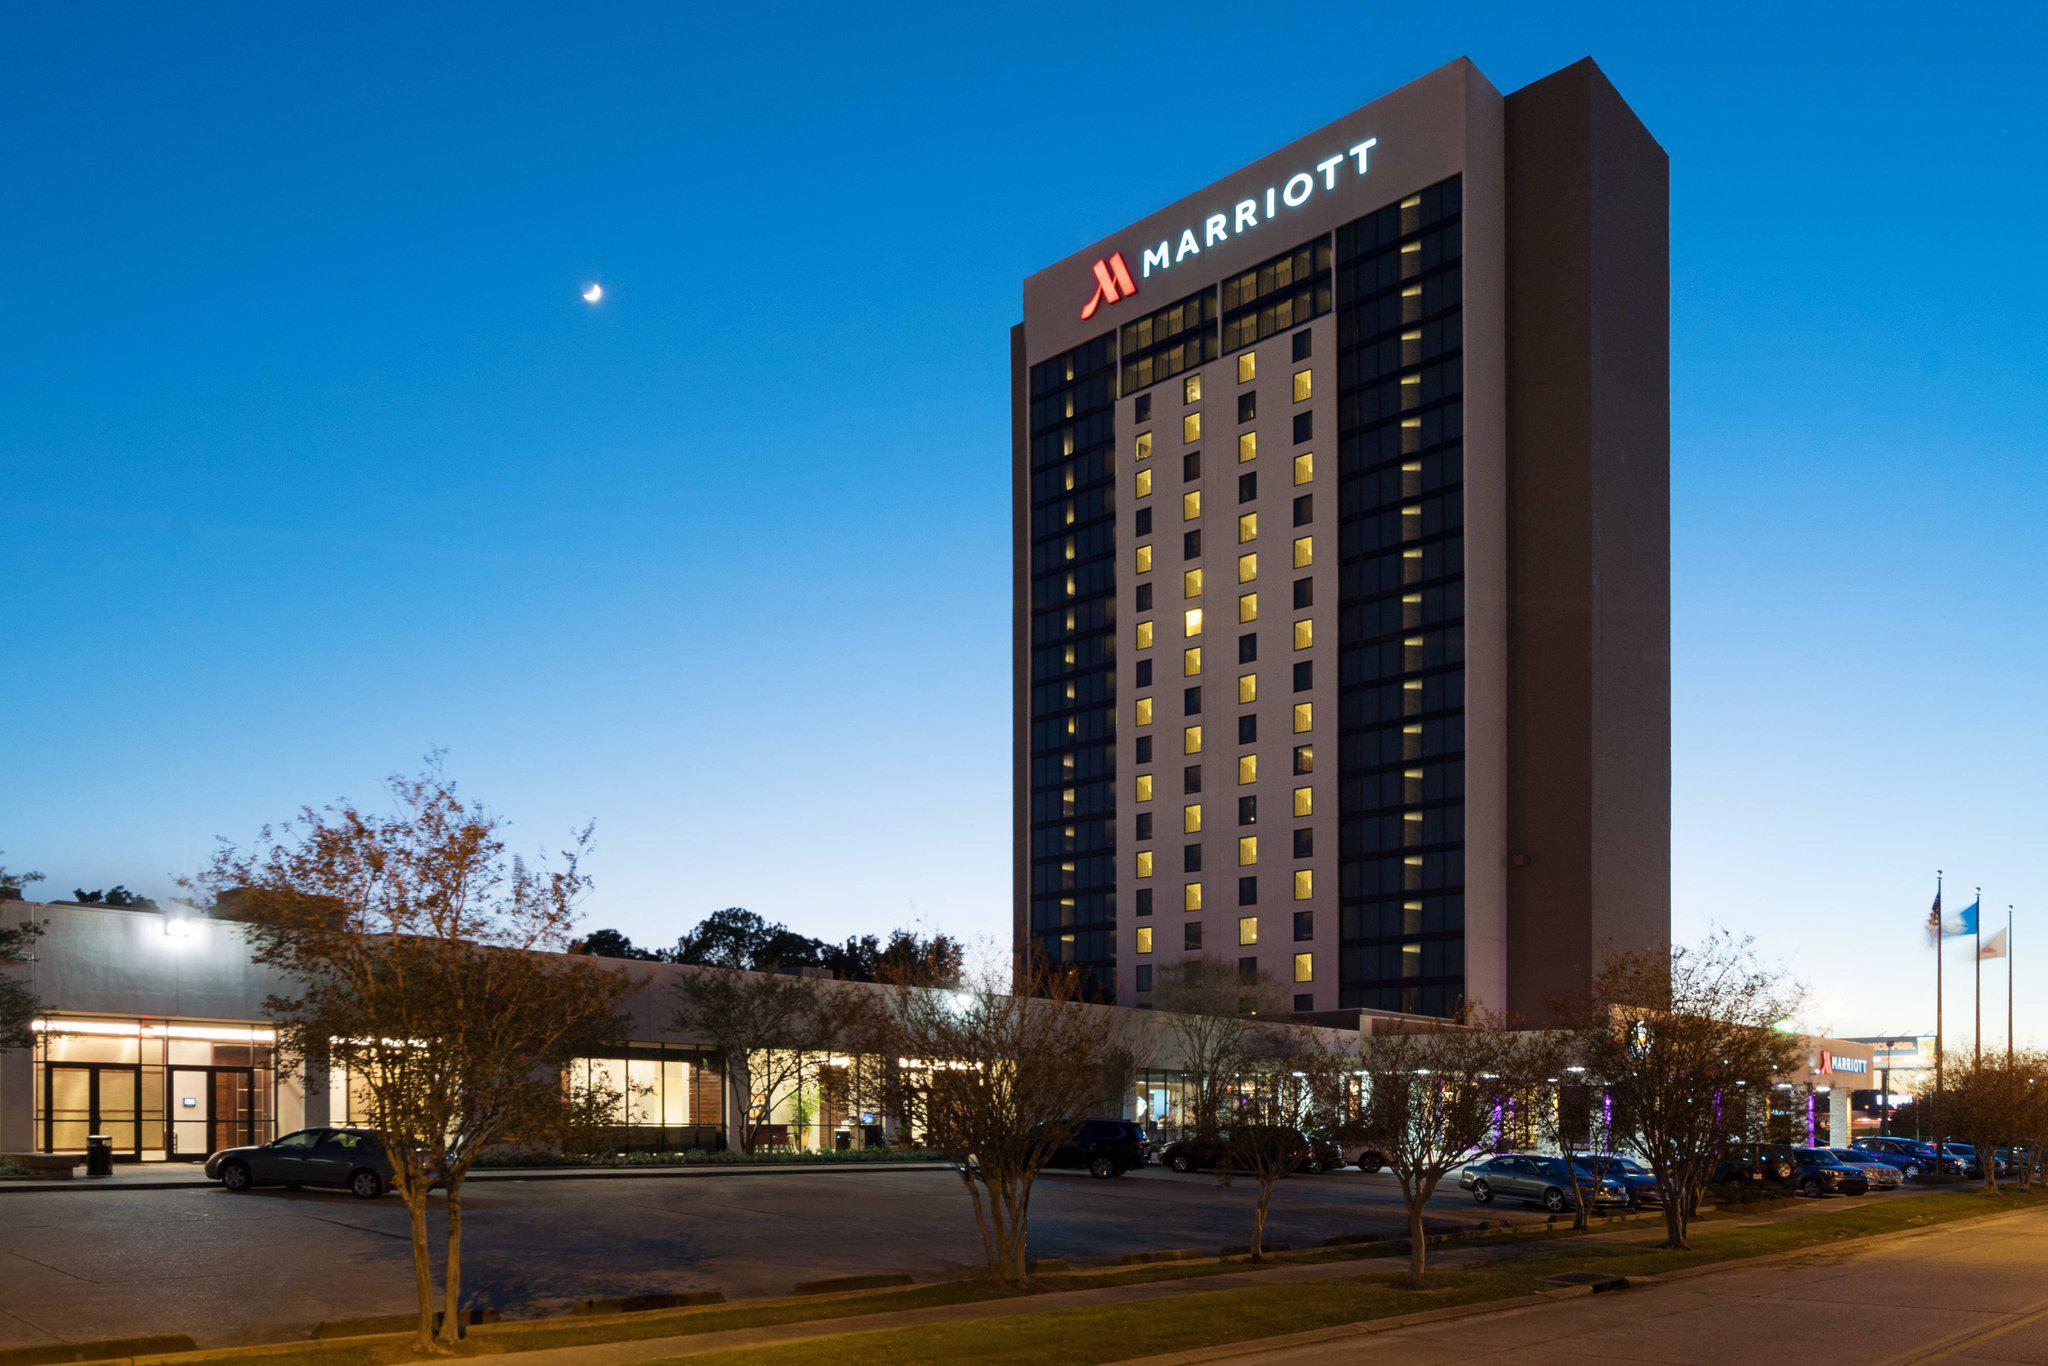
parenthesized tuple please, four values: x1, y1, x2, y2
(1012, 58, 1670, 1021)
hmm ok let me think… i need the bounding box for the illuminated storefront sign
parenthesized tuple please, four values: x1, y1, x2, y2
(1079, 252, 1137, 320)
(1084, 136, 1380, 317)
(1815, 1049, 1870, 1076)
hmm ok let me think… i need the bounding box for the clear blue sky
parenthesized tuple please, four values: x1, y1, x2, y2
(3, 2, 2043, 1046)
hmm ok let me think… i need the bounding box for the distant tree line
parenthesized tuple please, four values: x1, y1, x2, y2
(573, 906, 964, 986)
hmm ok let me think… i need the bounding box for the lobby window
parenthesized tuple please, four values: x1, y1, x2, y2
(1136, 544, 1153, 573)
(1184, 373, 1202, 404)
(1136, 621, 1153, 649)
(1238, 753, 1258, 784)
(1185, 883, 1204, 913)
(1135, 431, 1153, 461)
(1136, 927, 1153, 954)
(1135, 697, 1153, 726)
(1183, 413, 1201, 443)
(1184, 921, 1203, 950)
(1293, 910, 1313, 942)
(1293, 619, 1313, 649)
(1238, 672, 1257, 703)
(1239, 592, 1258, 623)
(1293, 870, 1313, 901)
(1293, 535, 1313, 568)
(1184, 803, 1203, 834)
(1238, 432, 1256, 463)
(1293, 952, 1313, 983)
(1183, 646, 1202, 676)
(1293, 702, 1313, 733)
(1238, 512, 1258, 543)
(1135, 850, 1153, 878)
(1238, 351, 1256, 383)
(1238, 836, 1258, 867)
(1238, 551, 1258, 583)
(1238, 916, 1258, 946)
(1293, 785, 1312, 817)
(1292, 369, 1312, 402)
(1184, 567, 1204, 598)
(1135, 468, 1153, 498)
(1183, 490, 1202, 521)
(1136, 774, 1153, 802)
(1183, 724, 1203, 754)
(1293, 452, 1313, 485)
(1184, 607, 1203, 638)
(1293, 743, 1313, 774)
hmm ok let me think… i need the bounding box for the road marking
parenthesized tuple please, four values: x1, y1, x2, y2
(1884, 1294, 2048, 1364)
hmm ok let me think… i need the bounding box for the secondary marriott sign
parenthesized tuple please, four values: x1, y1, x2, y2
(1127, 136, 1378, 288)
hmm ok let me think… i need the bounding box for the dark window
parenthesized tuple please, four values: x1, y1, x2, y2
(1238, 956, 1258, 984)
(1293, 744, 1313, 774)
(1136, 583, 1153, 611)
(1183, 844, 1201, 872)
(1293, 494, 1312, 526)
(1292, 412, 1312, 443)
(1135, 812, 1153, 840)
(1136, 659, 1154, 687)
(1135, 734, 1152, 763)
(1184, 685, 1201, 715)
(1293, 577, 1312, 609)
(1185, 923, 1203, 951)
(1184, 530, 1202, 558)
(1239, 795, 1257, 825)
(1237, 715, 1256, 744)
(1237, 392, 1257, 423)
(1238, 875, 1258, 906)
(1293, 661, 1312, 691)
(1293, 828, 1313, 858)
(1136, 888, 1154, 916)
(1292, 329, 1312, 361)
(1294, 992, 1314, 1012)
(1239, 472, 1257, 503)
(1135, 394, 1152, 421)
(1184, 764, 1201, 794)
(1136, 964, 1153, 991)
(1119, 287, 1219, 395)
(1294, 910, 1313, 941)
(1136, 507, 1152, 536)
(1183, 451, 1201, 482)
(1239, 633, 1258, 663)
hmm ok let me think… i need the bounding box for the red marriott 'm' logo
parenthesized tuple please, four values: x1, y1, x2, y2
(1079, 252, 1137, 320)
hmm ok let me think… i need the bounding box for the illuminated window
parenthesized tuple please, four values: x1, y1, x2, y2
(1293, 869, 1313, 901)
(1293, 702, 1313, 733)
(1184, 374, 1202, 404)
(1136, 927, 1154, 954)
(1183, 490, 1202, 521)
(1184, 567, 1204, 598)
(1238, 512, 1258, 543)
(1183, 646, 1202, 676)
(1293, 369, 1312, 402)
(1293, 535, 1313, 568)
(1135, 697, 1153, 726)
(1238, 673, 1258, 703)
(1293, 952, 1313, 983)
(1136, 621, 1154, 649)
(1238, 551, 1258, 583)
(1136, 774, 1154, 802)
(1293, 452, 1313, 485)
(1135, 850, 1153, 878)
(1238, 432, 1256, 463)
(1183, 725, 1203, 755)
(1293, 619, 1313, 649)
(1135, 432, 1153, 462)
(1183, 413, 1201, 444)
(1184, 803, 1203, 834)
(1293, 786, 1312, 817)
(1238, 753, 1258, 784)
(1185, 882, 1203, 911)
(1238, 351, 1256, 383)
(1136, 544, 1153, 573)
(1182, 607, 1204, 639)
(1238, 592, 1258, 623)
(1293, 743, 1313, 774)
(1135, 468, 1152, 498)
(1238, 916, 1258, 945)
(1238, 836, 1258, 867)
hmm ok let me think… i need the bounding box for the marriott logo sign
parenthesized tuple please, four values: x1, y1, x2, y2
(1079, 135, 1380, 321)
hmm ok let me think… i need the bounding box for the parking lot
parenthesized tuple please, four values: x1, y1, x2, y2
(0, 1164, 1544, 1350)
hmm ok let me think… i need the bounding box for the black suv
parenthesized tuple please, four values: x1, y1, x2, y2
(1716, 1142, 1868, 1197)
(1040, 1119, 1148, 1178)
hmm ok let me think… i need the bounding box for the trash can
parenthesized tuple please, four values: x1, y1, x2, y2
(85, 1134, 114, 1178)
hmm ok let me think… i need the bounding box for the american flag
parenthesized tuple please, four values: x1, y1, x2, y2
(1925, 889, 1943, 945)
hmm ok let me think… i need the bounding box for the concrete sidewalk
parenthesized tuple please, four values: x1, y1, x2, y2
(0, 1159, 950, 1193)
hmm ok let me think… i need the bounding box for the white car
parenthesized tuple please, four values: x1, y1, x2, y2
(1826, 1148, 1903, 1189)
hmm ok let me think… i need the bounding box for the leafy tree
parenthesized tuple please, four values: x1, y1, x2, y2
(0, 918, 43, 1049)
(196, 767, 635, 1352)
(0, 855, 43, 895)
(670, 907, 821, 970)
(1944, 1053, 2032, 1193)
(669, 969, 871, 1154)
(572, 927, 661, 960)
(1566, 930, 1803, 1249)
(70, 885, 158, 908)
(823, 929, 966, 987)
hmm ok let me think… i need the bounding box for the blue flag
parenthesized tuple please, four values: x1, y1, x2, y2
(1925, 892, 1977, 942)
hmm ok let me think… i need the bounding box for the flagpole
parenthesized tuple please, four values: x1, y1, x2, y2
(1935, 871, 1944, 1148)
(2008, 904, 2015, 1068)
(1975, 885, 1983, 1067)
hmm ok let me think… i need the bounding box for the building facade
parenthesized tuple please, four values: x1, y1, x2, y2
(1013, 57, 1670, 1021)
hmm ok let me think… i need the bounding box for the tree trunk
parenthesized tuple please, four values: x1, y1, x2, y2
(1251, 1176, 1275, 1261)
(1406, 1201, 1427, 1280)
(405, 1187, 437, 1352)
(960, 1170, 1000, 1278)
(436, 1180, 465, 1346)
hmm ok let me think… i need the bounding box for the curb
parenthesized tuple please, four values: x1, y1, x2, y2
(0, 1337, 197, 1366)
(0, 1161, 951, 1196)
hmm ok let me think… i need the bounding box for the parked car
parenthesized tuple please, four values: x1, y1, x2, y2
(1350, 1145, 1388, 1173)
(1571, 1153, 1663, 1207)
(1302, 1134, 1345, 1174)
(1039, 1118, 1148, 1178)
(1849, 1136, 1938, 1179)
(1458, 1153, 1627, 1213)
(1157, 1126, 1315, 1175)
(1784, 1148, 1870, 1197)
(1825, 1148, 1903, 1190)
(206, 1127, 393, 1198)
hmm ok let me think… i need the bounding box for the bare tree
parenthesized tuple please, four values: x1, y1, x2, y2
(2010, 1051, 2048, 1192)
(1357, 1014, 1545, 1281)
(1151, 956, 1286, 1144)
(196, 767, 634, 1353)
(1567, 930, 1803, 1249)
(1945, 1053, 2030, 1193)
(868, 961, 1125, 1288)
(1215, 1026, 1350, 1261)
(0, 917, 42, 1050)
(671, 969, 870, 1154)
(1523, 1031, 1603, 1230)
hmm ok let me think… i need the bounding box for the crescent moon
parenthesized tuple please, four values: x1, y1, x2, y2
(582, 283, 603, 303)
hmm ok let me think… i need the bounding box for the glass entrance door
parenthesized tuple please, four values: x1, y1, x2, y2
(43, 1064, 142, 1158)
(166, 1067, 258, 1160)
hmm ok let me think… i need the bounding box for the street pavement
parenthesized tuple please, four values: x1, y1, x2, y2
(1209, 1201, 2048, 1365)
(0, 1163, 1532, 1351)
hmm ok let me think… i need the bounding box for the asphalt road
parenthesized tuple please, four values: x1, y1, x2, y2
(1219, 1201, 2048, 1364)
(0, 1164, 1535, 1351)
